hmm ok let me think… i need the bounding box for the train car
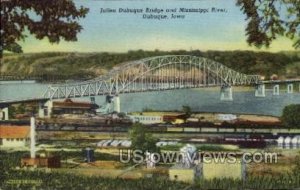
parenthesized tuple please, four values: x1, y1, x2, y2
(224, 135, 266, 148)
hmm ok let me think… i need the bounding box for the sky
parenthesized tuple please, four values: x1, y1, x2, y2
(19, 0, 295, 53)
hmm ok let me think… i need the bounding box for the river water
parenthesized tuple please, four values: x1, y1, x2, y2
(0, 81, 299, 116)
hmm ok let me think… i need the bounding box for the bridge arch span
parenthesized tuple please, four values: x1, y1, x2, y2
(44, 55, 260, 99)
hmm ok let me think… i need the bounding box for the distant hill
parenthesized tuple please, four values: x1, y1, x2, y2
(1, 50, 299, 81)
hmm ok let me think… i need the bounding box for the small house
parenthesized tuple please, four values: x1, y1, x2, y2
(0, 125, 30, 147)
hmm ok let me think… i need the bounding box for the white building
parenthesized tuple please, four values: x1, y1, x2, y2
(128, 115, 163, 124)
(217, 114, 237, 121)
(0, 125, 30, 147)
(127, 112, 185, 124)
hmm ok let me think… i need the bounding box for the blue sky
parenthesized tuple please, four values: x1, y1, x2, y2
(20, 0, 295, 52)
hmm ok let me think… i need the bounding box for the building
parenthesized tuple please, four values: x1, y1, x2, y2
(0, 125, 30, 147)
(52, 98, 99, 115)
(169, 166, 199, 183)
(169, 160, 243, 183)
(128, 112, 186, 124)
(40, 98, 99, 118)
(21, 155, 61, 168)
(128, 114, 163, 124)
(162, 113, 186, 124)
(217, 114, 237, 122)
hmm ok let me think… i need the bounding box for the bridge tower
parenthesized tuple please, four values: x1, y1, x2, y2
(114, 95, 121, 113)
(273, 85, 280, 95)
(255, 84, 266, 97)
(38, 102, 45, 118)
(113, 77, 121, 113)
(220, 85, 233, 101)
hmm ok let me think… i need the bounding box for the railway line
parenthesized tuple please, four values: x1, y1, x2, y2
(36, 124, 300, 136)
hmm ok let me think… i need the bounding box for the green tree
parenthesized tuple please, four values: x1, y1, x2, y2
(16, 103, 26, 114)
(1, 0, 89, 55)
(129, 123, 159, 153)
(182, 105, 192, 119)
(8, 106, 16, 119)
(281, 104, 300, 128)
(237, 0, 300, 48)
(294, 154, 300, 173)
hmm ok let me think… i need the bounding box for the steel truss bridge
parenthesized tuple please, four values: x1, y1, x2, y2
(43, 55, 260, 99)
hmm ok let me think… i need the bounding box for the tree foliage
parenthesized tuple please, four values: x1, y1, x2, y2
(237, 0, 300, 48)
(281, 104, 300, 128)
(0, 0, 89, 55)
(295, 154, 300, 173)
(182, 105, 192, 119)
(129, 123, 159, 153)
(8, 106, 16, 119)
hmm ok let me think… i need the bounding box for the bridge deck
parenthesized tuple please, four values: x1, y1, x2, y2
(262, 79, 300, 84)
(0, 98, 49, 107)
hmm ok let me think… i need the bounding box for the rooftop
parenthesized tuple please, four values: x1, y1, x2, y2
(53, 98, 99, 109)
(0, 125, 30, 139)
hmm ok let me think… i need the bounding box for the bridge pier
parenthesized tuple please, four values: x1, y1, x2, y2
(0, 107, 9, 120)
(273, 85, 280, 95)
(255, 84, 266, 97)
(38, 102, 45, 118)
(46, 101, 53, 118)
(114, 95, 121, 113)
(287, 84, 293, 94)
(220, 85, 233, 101)
(37, 100, 53, 118)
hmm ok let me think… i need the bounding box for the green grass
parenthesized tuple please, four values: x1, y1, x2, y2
(1, 151, 300, 189)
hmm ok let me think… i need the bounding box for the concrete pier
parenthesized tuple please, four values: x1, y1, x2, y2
(255, 84, 266, 97)
(220, 86, 233, 101)
(114, 96, 121, 113)
(273, 85, 280, 95)
(0, 107, 9, 120)
(287, 84, 293, 94)
(38, 102, 45, 118)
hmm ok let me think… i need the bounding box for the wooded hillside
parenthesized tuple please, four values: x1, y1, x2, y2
(1, 50, 299, 81)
